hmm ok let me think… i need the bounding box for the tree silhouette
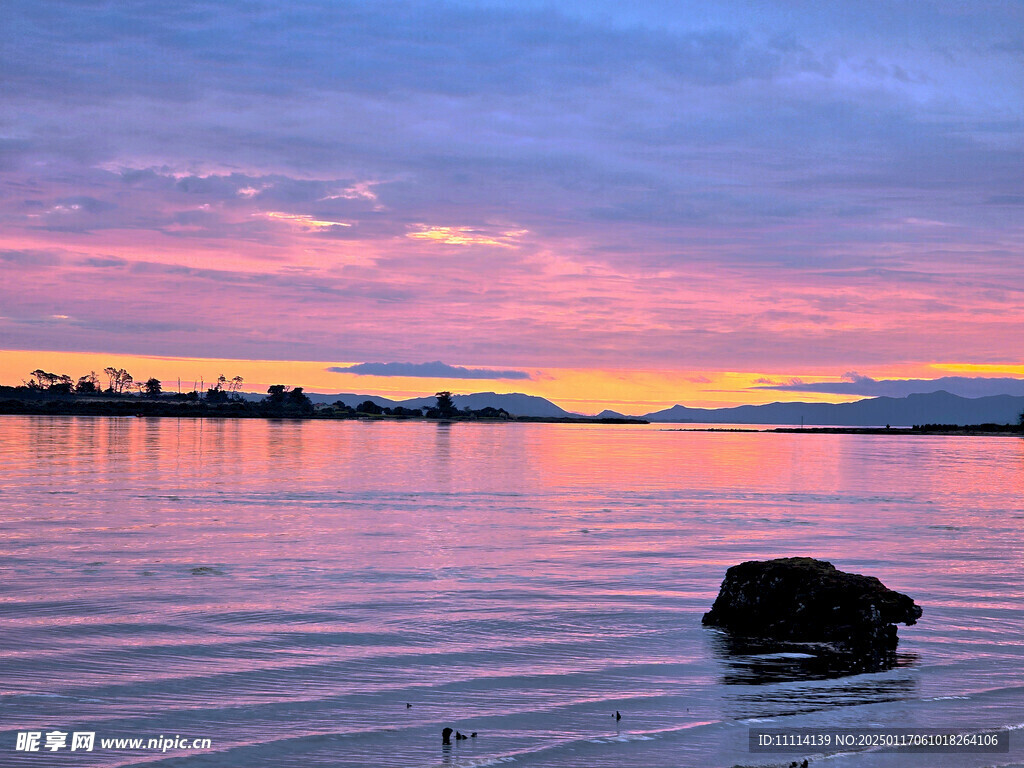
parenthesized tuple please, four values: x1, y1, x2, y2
(27, 369, 50, 389)
(143, 377, 162, 396)
(26, 370, 73, 393)
(50, 374, 73, 394)
(476, 406, 510, 419)
(103, 367, 133, 394)
(287, 387, 313, 409)
(75, 372, 99, 394)
(205, 387, 229, 403)
(261, 384, 312, 415)
(266, 384, 288, 406)
(435, 391, 457, 417)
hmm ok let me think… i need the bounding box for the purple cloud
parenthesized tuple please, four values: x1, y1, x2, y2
(328, 362, 532, 380)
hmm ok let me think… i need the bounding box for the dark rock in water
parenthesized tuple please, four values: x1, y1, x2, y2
(442, 727, 453, 745)
(189, 566, 225, 576)
(703, 558, 921, 666)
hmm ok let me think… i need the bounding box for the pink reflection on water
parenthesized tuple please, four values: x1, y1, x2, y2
(1, 416, 1024, 765)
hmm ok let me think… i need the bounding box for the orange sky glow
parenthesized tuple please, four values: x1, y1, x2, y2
(1, 349, 1005, 415)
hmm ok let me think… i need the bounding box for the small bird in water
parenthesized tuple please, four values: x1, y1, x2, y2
(615, 711, 621, 721)
(406, 703, 412, 708)
(470, 732, 477, 738)
(442, 728, 453, 745)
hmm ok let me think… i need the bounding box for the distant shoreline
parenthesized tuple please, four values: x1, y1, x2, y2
(663, 426, 1023, 436)
(3, 396, 1020, 433)
(0, 398, 648, 425)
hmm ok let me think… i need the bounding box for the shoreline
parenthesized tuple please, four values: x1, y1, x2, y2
(2, 398, 1019, 433)
(663, 426, 1024, 436)
(0, 398, 648, 425)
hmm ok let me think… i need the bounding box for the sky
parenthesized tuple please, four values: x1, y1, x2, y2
(2, 1, 1023, 413)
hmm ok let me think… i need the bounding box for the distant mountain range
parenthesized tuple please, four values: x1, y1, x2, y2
(641, 391, 1024, 426)
(238, 389, 1024, 425)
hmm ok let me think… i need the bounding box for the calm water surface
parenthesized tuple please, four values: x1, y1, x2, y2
(1, 416, 1023, 767)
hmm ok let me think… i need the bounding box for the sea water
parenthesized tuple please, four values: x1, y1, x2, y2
(1, 416, 1023, 767)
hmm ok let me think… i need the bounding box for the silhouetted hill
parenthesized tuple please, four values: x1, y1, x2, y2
(642, 391, 1024, 426)
(596, 409, 628, 419)
(404, 392, 574, 417)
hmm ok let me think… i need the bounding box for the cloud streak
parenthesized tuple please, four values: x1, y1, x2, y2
(328, 362, 533, 380)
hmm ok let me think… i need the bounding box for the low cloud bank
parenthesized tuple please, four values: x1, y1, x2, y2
(328, 361, 532, 380)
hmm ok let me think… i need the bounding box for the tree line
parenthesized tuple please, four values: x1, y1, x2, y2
(327, 391, 508, 420)
(20, 368, 245, 400)
(5, 374, 512, 421)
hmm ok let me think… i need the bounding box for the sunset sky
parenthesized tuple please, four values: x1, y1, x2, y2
(3, 1, 1023, 413)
